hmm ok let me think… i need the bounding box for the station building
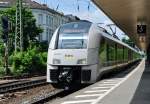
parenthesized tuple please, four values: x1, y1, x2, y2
(0, 0, 79, 43)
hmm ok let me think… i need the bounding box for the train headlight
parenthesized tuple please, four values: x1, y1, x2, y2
(77, 59, 86, 64)
(53, 59, 61, 64)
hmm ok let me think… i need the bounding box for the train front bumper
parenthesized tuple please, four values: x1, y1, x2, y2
(47, 64, 98, 84)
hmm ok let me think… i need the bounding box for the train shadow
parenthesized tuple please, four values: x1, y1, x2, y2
(100, 60, 140, 80)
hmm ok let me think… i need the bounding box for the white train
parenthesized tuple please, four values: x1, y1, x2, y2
(47, 20, 141, 88)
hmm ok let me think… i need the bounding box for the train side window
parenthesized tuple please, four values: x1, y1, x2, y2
(99, 39, 107, 67)
(117, 44, 123, 63)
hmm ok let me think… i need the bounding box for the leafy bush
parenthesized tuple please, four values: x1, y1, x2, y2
(11, 52, 24, 76)
(0, 44, 5, 67)
(0, 56, 3, 67)
(11, 47, 47, 76)
(0, 67, 5, 77)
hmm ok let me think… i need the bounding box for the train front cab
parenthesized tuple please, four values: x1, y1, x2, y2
(47, 21, 101, 87)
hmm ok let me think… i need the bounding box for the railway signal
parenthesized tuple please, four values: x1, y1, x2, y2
(1, 16, 8, 43)
(1, 16, 10, 75)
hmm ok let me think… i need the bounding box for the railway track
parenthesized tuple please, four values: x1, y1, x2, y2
(0, 75, 45, 80)
(0, 80, 19, 86)
(21, 89, 64, 104)
(0, 62, 140, 104)
(20, 85, 89, 104)
(0, 78, 47, 93)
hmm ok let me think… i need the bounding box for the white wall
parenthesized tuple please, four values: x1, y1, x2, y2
(31, 9, 70, 43)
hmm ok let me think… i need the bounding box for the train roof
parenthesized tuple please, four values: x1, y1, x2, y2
(58, 21, 140, 54)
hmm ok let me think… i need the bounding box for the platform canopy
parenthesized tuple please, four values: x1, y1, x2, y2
(92, 0, 150, 51)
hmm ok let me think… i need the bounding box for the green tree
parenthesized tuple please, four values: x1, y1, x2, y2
(0, 7, 43, 51)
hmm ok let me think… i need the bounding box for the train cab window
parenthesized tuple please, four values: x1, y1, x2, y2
(57, 33, 87, 49)
(56, 21, 91, 49)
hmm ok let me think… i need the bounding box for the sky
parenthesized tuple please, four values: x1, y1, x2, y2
(33, 0, 128, 39)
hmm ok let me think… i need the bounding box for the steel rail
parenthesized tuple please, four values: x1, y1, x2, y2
(21, 89, 64, 104)
(0, 78, 47, 93)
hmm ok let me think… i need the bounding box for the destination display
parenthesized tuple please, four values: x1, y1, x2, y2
(137, 25, 146, 34)
(60, 21, 91, 33)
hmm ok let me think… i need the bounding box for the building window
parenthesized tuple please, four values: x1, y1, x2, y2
(46, 15, 48, 25)
(57, 18, 60, 26)
(49, 29, 53, 42)
(46, 28, 49, 41)
(61, 18, 62, 24)
(52, 17, 55, 29)
(38, 14, 43, 25)
(49, 16, 53, 26)
(52, 17, 53, 27)
(39, 33, 43, 42)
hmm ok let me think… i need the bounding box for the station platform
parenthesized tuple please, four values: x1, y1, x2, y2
(50, 59, 150, 104)
(130, 62, 150, 104)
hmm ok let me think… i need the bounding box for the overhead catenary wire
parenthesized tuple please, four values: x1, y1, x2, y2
(49, 0, 94, 13)
(56, 4, 59, 11)
(88, 1, 90, 11)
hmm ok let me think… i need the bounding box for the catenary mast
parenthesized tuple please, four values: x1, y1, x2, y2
(15, 0, 23, 52)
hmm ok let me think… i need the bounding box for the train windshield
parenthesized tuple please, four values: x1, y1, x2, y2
(57, 21, 91, 49)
